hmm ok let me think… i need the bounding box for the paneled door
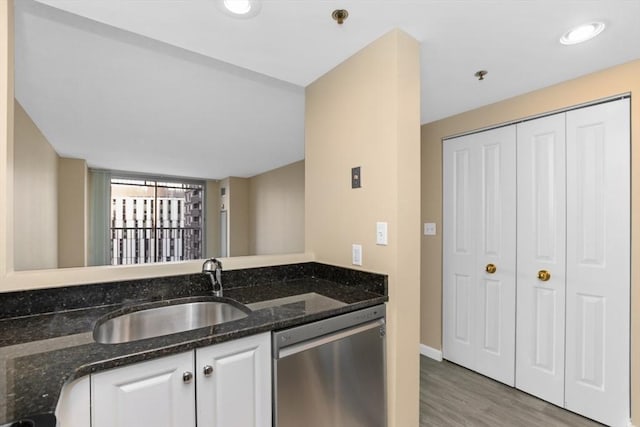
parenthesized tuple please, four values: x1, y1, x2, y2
(564, 99, 630, 427)
(443, 134, 476, 370)
(515, 113, 567, 406)
(443, 125, 517, 386)
(92, 352, 196, 427)
(196, 333, 271, 427)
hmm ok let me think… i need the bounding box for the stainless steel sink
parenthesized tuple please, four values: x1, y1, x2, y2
(94, 301, 249, 344)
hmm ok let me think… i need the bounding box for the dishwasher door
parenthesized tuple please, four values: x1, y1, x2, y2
(273, 306, 386, 427)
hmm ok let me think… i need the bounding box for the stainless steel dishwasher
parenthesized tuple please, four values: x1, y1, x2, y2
(273, 304, 386, 427)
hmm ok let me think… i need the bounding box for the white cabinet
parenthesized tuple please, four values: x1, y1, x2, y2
(92, 352, 196, 427)
(196, 333, 271, 427)
(443, 98, 630, 426)
(56, 376, 91, 427)
(442, 125, 517, 386)
(90, 332, 271, 427)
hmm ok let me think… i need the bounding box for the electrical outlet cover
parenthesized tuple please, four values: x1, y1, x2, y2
(352, 244, 362, 266)
(424, 222, 437, 236)
(376, 222, 388, 245)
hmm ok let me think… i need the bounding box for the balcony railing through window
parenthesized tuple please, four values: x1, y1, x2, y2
(109, 177, 204, 265)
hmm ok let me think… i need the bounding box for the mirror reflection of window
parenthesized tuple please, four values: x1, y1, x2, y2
(90, 171, 205, 266)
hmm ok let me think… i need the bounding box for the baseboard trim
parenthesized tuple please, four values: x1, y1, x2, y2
(419, 344, 443, 361)
(627, 419, 635, 427)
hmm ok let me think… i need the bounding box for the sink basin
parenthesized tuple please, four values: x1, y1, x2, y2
(94, 300, 249, 344)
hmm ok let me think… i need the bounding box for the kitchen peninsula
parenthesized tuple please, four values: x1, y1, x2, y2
(0, 262, 387, 425)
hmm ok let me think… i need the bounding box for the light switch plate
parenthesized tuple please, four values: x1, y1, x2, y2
(376, 222, 388, 245)
(351, 166, 361, 188)
(352, 244, 362, 266)
(424, 222, 437, 236)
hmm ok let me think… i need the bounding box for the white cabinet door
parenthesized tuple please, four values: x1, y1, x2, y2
(515, 113, 566, 406)
(56, 376, 91, 427)
(196, 332, 271, 427)
(92, 352, 196, 427)
(443, 125, 517, 386)
(565, 99, 630, 427)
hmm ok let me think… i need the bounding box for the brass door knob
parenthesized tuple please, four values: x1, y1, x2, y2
(485, 264, 497, 274)
(537, 270, 551, 281)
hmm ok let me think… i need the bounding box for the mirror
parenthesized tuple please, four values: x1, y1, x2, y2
(12, 0, 305, 271)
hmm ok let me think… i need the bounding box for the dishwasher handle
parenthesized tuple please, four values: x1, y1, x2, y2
(272, 304, 386, 357)
(276, 318, 385, 359)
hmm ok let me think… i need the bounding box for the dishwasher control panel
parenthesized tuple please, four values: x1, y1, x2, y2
(351, 306, 384, 323)
(272, 304, 386, 355)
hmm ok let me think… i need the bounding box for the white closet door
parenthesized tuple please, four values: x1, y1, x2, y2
(443, 126, 516, 385)
(565, 98, 630, 427)
(443, 135, 477, 369)
(515, 113, 566, 405)
(473, 126, 517, 386)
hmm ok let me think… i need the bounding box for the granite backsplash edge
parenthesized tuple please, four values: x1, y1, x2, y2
(0, 262, 388, 319)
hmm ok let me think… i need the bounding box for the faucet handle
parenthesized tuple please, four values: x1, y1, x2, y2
(202, 258, 221, 272)
(202, 258, 214, 271)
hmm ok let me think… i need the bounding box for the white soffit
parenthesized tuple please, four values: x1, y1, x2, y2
(15, 0, 304, 180)
(15, 0, 640, 179)
(32, 0, 640, 124)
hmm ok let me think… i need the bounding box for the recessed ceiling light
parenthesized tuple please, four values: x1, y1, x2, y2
(218, 0, 261, 18)
(224, 0, 251, 14)
(560, 22, 605, 45)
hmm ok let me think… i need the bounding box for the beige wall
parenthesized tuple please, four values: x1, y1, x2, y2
(219, 161, 305, 257)
(306, 30, 421, 427)
(205, 180, 220, 258)
(58, 158, 88, 268)
(248, 160, 304, 255)
(227, 176, 250, 256)
(13, 100, 58, 270)
(1, 0, 14, 278)
(420, 59, 640, 423)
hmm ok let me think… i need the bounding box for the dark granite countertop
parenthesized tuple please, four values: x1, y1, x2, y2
(0, 262, 387, 424)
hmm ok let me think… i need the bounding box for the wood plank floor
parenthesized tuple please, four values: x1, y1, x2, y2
(419, 356, 604, 427)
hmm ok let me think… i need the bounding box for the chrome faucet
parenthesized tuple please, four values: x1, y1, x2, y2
(202, 258, 223, 297)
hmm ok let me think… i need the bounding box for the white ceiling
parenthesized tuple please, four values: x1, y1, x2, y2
(14, 0, 640, 180)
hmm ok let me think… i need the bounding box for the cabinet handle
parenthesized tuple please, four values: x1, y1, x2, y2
(203, 365, 214, 376)
(182, 371, 194, 383)
(485, 264, 497, 274)
(537, 270, 551, 281)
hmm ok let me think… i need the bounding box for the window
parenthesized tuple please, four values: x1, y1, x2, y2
(110, 177, 204, 265)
